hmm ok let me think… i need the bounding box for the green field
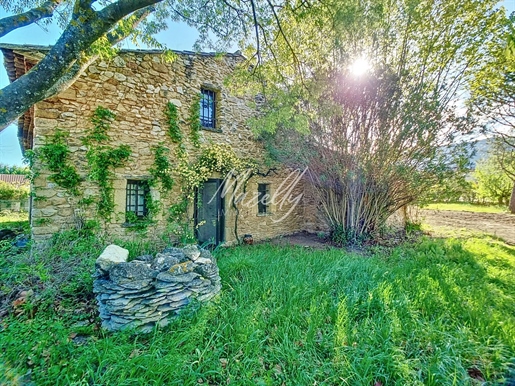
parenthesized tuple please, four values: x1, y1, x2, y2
(1, 229, 515, 385)
(422, 202, 507, 214)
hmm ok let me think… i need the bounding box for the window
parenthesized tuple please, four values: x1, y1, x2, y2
(126, 180, 149, 219)
(200, 88, 216, 128)
(257, 183, 270, 214)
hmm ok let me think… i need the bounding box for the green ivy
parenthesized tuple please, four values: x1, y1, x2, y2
(165, 102, 182, 143)
(84, 106, 114, 144)
(85, 107, 131, 221)
(188, 94, 201, 147)
(37, 129, 81, 195)
(149, 144, 174, 192)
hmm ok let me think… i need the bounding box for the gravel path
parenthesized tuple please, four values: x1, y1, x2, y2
(420, 209, 515, 245)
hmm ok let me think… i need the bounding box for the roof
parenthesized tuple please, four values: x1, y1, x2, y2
(0, 174, 29, 186)
(0, 43, 243, 152)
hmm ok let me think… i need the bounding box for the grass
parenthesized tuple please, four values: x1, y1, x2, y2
(0, 210, 29, 232)
(422, 202, 507, 214)
(1, 233, 515, 385)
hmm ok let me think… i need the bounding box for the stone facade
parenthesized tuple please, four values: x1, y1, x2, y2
(1, 45, 323, 244)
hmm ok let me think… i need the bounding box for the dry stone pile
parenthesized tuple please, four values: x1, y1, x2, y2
(93, 244, 221, 332)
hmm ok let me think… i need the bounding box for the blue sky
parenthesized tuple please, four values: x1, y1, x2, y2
(0, 1, 514, 166)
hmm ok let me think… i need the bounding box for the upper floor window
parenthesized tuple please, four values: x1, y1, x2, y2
(200, 88, 216, 129)
(126, 180, 149, 219)
(257, 183, 270, 215)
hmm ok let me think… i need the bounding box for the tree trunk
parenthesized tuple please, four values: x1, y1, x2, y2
(509, 181, 515, 214)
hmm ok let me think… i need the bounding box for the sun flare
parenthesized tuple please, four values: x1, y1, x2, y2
(348, 57, 372, 77)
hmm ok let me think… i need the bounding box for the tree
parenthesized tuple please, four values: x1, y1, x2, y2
(0, 0, 299, 130)
(489, 138, 515, 211)
(473, 153, 513, 206)
(0, 163, 29, 175)
(470, 12, 515, 212)
(0, 181, 29, 200)
(243, 0, 504, 244)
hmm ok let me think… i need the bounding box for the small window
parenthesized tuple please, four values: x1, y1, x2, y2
(258, 183, 270, 214)
(200, 88, 216, 128)
(126, 180, 149, 219)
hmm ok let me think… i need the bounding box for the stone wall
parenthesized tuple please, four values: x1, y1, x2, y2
(26, 48, 315, 243)
(94, 244, 221, 332)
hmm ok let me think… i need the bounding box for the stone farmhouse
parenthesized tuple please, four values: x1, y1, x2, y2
(0, 44, 322, 245)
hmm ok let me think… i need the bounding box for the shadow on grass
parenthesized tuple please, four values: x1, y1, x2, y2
(1, 237, 514, 386)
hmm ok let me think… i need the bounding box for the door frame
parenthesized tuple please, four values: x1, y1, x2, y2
(194, 178, 225, 246)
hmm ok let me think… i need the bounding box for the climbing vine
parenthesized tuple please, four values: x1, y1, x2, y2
(165, 102, 182, 143)
(149, 144, 174, 192)
(37, 129, 81, 195)
(188, 94, 201, 147)
(177, 143, 257, 195)
(84, 106, 131, 221)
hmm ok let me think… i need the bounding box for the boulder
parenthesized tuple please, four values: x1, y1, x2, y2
(96, 244, 129, 272)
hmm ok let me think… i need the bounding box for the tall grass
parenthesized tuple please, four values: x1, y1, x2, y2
(1, 236, 514, 385)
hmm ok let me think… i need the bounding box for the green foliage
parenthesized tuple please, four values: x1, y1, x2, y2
(85, 107, 131, 220)
(85, 106, 115, 144)
(177, 143, 256, 195)
(37, 129, 81, 195)
(167, 198, 195, 245)
(420, 143, 476, 204)
(0, 180, 29, 200)
(188, 94, 202, 147)
(165, 102, 182, 143)
(0, 163, 29, 175)
(473, 154, 513, 205)
(149, 144, 174, 192)
(1, 235, 515, 385)
(240, 0, 503, 244)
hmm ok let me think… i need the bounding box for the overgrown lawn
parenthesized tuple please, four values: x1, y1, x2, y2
(1, 235, 515, 385)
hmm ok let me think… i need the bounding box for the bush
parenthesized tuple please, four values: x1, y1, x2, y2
(0, 181, 29, 200)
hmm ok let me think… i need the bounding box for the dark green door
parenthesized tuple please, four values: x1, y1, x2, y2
(195, 179, 224, 247)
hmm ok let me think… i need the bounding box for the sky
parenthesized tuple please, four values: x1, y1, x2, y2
(0, 1, 514, 166)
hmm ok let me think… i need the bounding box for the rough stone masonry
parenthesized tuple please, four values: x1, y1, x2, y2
(93, 244, 221, 332)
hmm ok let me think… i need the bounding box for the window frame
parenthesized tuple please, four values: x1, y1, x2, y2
(125, 180, 149, 220)
(257, 183, 270, 215)
(200, 88, 217, 129)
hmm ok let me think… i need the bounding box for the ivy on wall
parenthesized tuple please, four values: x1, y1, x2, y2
(83, 107, 131, 221)
(187, 94, 201, 147)
(149, 144, 174, 192)
(165, 102, 182, 143)
(35, 129, 81, 195)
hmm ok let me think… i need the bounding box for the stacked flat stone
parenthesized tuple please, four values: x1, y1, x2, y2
(93, 244, 221, 332)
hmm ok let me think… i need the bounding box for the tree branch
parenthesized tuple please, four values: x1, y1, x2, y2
(0, 0, 164, 131)
(42, 7, 153, 100)
(0, 0, 63, 38)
